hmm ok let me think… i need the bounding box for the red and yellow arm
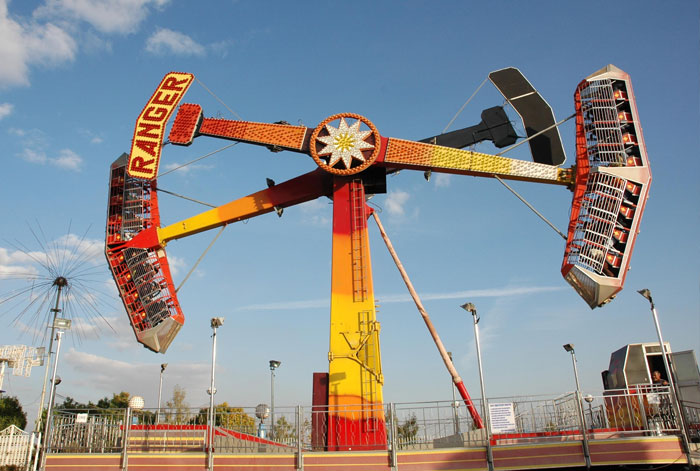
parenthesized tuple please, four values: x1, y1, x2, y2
(169, 104, 575, 186)
(158, 169, 331, 244)
(105, 165, 332, 353)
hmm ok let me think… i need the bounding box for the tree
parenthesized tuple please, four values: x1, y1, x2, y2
(165, 385, 190, 424)
(195, 402, 256, 434)
(272, 415, 295, 443)
(57, 396, 88, 411)
(96, 391, 130, 409)
(0, 396, 27, 430)
(397, 414, 419, 443)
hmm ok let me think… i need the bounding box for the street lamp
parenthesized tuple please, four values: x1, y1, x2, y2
(637, 289, 689, 448)
(208, 317, 224, 471)
(460, 303, 488, 429)
(122, 396, 144, 470)
(255, 403, 270, 438)
(157, 363, 167, 425)
(41, 317, 71, 469)
(563, 343, 590, 468)
(269, 360, 281, 440)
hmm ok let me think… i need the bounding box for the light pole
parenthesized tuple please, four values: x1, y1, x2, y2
(208, 317, 224, 471)
(36, 278, 67, 434)
(637, 289, 689, 448)
(269, 360, 281, 440)
(41, 316, 71, 470)
(461, 303, 488, 428)
(563, 343, 590, 469)
(122, 396, 144, 471)
(448, 352, 460, 434)
(157, 363, 167, 425)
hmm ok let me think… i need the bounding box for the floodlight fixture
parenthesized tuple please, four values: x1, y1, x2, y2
(269, 360, 281, 370)
(563, 343, 575, 353)
(460, 302, 476, 314)
(210, 317, 224, 328)
(638, 288, 654, 307)
(53, 318, 72, 330)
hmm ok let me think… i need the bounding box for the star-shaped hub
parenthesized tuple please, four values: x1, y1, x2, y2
(310, 113, 381, 175)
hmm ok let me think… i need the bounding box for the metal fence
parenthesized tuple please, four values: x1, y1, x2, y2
(682, 400, 700, 441)
(46, 388, 695, 456)
(0, 425, 40, 469)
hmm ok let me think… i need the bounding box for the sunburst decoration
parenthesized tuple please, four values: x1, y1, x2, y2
(317, 117, 374, 168)
(310, 113, 381, 175)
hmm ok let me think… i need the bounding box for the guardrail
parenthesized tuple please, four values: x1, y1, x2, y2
(45, 387, 696, 456)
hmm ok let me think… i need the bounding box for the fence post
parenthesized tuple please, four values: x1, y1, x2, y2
(23, 431, 36, 471)
(388, 403, 397, 470)
(296, 405, 303, 470)
(121, 407, 131, 471)
(31, 432, 41, 471)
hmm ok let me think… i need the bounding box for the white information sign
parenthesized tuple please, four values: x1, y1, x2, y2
(75, 413, 88, 424)
(488, 402, 516, 434)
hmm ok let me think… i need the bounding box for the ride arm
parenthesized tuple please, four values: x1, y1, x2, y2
(377, 137, 574, 186)
(170, 103, 575, 187)
(157, 169, 331, 244)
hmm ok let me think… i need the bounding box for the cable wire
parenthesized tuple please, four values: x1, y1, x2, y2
(158, 142, 238, 178)
(196, 77, 243, 120)
(155, 187, 216, 208)
(442, 77, 488, 133)
(176, 225, 227, 293)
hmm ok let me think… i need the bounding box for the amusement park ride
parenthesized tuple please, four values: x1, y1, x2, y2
(104, 64, 651, 450)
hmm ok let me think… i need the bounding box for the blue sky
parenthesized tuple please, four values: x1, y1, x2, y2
(0, 0, 698, 426)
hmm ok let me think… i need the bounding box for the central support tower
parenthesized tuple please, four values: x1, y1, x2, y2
(327, 177, 385, 450)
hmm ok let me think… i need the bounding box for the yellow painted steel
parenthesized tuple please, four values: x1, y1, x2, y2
(157, 192, 276, 244)
(328, 180, 383, 416)
(156, 171, 327, 246)
(384, 138, 574, 186)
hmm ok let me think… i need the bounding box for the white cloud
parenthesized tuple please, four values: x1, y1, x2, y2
(56, 233, 104, 260)
(433, 173, 451, 188)
(385, 189, 410, 216)
(19, 148, 47, 164)
(77, 128, 104, 144)
(233, 285, 565, 312)
(63, 348, 210, 403)
(51, 148, 83, 171)
(0, 0, 76, 88)
(167, 254, 186, 277)
(1, 0, 172, 88)
(0, 234, 104, 280)
(161, 161, 213, 175)
(35, 0, 171, 35)
(17, 144, 84, 171)
(299, 198, 331, 227)
(0, 102, 13, 119)
(145, 28, 206, 56)
(0, 246, 40, 279)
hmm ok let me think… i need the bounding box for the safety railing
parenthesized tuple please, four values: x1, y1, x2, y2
(681, 400, 700, 442)
(46, 388, 691, 456)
